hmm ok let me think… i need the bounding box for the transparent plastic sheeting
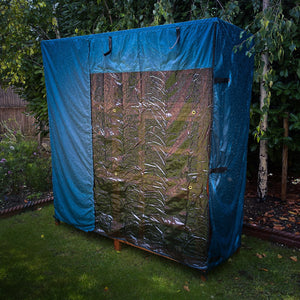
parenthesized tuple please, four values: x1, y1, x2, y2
(41, 18, 254, 270)
(91, 69, 212, 269)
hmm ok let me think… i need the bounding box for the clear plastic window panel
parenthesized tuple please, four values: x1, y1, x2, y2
(91, 68, 213, 268)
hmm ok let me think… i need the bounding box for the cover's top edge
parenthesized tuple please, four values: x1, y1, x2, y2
(41, 17, 241, 44)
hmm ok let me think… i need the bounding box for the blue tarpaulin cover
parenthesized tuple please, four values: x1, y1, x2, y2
(41, 17, 253, 270)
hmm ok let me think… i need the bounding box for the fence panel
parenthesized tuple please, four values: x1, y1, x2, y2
(0, 87, 36, 135)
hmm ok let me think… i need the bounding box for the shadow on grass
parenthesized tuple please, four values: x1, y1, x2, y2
(0, 205, 299, 300)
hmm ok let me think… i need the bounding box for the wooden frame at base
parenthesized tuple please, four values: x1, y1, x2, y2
(113, 238, 179, 263)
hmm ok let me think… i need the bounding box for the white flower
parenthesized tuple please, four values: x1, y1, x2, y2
(9, 146, 15, 150)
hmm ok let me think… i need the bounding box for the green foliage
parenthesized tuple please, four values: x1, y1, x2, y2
(0, 121, 52, 195)
(253, 3, 300, 166)
(0, 0, 55, 135)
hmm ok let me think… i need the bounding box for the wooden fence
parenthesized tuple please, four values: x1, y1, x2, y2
(0, 87, 36, 135)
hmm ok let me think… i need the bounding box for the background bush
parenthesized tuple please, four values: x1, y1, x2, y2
(0, 122, 52, 195)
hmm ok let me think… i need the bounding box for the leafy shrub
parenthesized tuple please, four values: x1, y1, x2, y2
(0, 122, 52, 195)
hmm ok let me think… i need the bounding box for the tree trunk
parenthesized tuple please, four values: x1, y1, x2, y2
(257, 0, 270, 201)
(52, 4, 61, 39)
(257, 54, 269, 201)
(281, 113, 289, 201)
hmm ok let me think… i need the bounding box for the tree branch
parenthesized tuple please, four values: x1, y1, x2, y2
(103, 0, 113, 26)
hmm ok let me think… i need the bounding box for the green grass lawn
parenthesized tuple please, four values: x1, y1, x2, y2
(0, 205, 299, 300)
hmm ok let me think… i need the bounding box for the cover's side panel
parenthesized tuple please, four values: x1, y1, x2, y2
(91, 69, 213, 269)
(208, 21, 254, 268)
(41, 39, 95, 231)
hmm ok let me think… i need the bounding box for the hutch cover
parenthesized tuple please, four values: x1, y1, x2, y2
(41, 18, 254, 270)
